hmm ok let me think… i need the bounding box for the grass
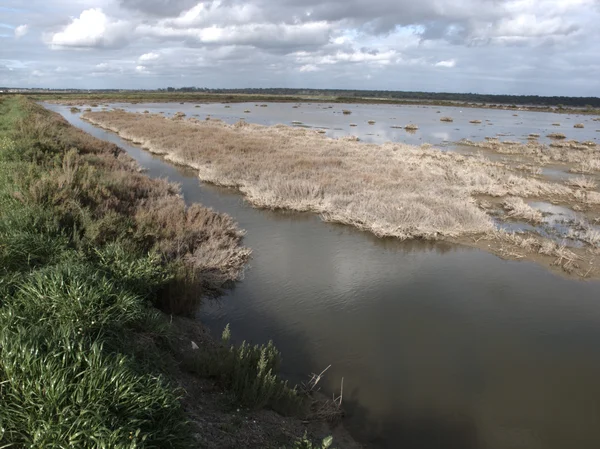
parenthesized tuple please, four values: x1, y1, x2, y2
(469, 120, 482, 124)
(574, 123, 585, 128)
(502, 197, 543, 223)
(82, 109, 588, 242)
(440, 116, 453, 122)
(404, 124, 419, 130)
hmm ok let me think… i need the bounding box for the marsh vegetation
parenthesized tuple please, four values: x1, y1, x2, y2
(82, 108, 600, 278)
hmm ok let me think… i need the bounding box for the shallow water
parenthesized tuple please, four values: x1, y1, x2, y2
(48, 103, 600, 449)
(107, 101, 599, 147)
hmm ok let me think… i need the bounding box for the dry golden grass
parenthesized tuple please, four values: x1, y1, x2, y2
(342, 110, 352, 115)
(460, 138, 600, 174)
(440, 117, 454, 122)
(404, 124, 419, 130)
(502, 197, 543, 223)
(469, 120, 482, 124)
(82, 110, 590, 243)
(574, 123, 585, 128)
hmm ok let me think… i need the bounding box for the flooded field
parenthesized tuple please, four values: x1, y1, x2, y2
(103, 101, 600, 147)
(47, 103, 600, 449)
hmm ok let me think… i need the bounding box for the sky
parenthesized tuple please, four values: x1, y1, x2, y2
(1, 0, 599, 95)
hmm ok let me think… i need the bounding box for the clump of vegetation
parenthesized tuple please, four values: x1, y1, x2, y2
(567, 175, 597, 190)
(574, 123, 585, 128)
(349, 123, 357, 127)
(469, 120, 482, 124)
(404, 124, 419, 130)
(185, 325, 300, 410)
(173, 111, 186, 119)
(195, 105, 201, 108)
(342, 110, 352, 115)
(552, 123, 561, 126)
(69, 106, 81, 113)
(529, 133, 540, 138)
(260, 104, 268, 107)
(244, 109, 251, 113)
(440, 116, 453, 122)
(367, 120, 375, 124)
(547, 132, 566, 139)
(502, 197, 543, 223)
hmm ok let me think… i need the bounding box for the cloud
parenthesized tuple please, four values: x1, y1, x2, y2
(435, 59, 456, 68)
(299, 64, 321, 72)
(14, 25, 29, 39)
(139, 52, 160, 62)
(3, 0, 599, 95)
(48, 8, 129, 49)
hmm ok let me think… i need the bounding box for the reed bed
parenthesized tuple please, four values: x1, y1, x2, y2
(83, 110, 586, 242)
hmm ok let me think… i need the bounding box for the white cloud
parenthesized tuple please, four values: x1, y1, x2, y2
(435, 59, 456, 68)
(14, 25, 29, 39)
(139, 52, 160, 61)
(48, 8, 129, 49)
(299, 64, 320, 72)
(135, 65, 149, 73)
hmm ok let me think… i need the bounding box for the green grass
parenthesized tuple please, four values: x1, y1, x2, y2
(0, 97, 196, 447)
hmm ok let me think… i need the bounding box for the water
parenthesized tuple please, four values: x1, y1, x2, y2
(47, 103, 600, 449)
(106, 101, 600, 147)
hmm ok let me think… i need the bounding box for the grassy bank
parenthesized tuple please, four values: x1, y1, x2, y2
(81, 109, 600, 278)
(0, 97, 350, 448)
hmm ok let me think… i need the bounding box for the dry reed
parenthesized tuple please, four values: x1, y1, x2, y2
(82, 110, 588, 242)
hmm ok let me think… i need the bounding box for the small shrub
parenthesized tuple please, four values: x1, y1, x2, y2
(367, 120, 375, 125)
(469, 120, 482, 124)
(404, 124, 419, 130)
(342, 110, 352, 115)
(440, 116, 453, 122)
(574, 123, 585, 129)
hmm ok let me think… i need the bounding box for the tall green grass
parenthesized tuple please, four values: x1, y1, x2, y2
(0, 97, 192, 447)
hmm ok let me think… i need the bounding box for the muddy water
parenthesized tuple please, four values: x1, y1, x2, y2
(48, 104, 600, 449)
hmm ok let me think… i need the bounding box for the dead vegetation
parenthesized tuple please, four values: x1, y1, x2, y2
(502, 197, 543, 223)
(440, 117, 454, 122)
(82, 109, 600, 277)
(574, 123, 585, 128)
(469, 120, 482, 124)
(404, 124, 419, 130)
